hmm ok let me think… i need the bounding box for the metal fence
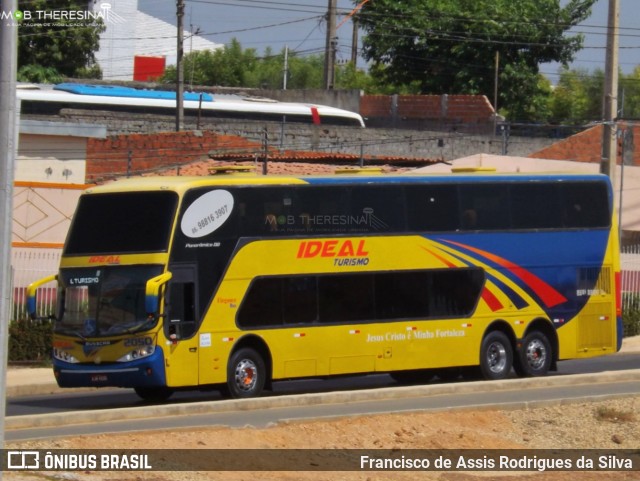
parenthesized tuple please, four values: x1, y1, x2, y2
(10, 248, 61, 321)
(622, 244, 640, 312)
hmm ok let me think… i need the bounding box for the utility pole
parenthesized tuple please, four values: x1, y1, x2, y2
(1, 0, 18, 458)
(283, 45, 289, 90)
(176, 0, 185, 131)
(323, 0, 337, 90)
(493, 51, 499, 135)
(351, 17, 358, 67)
(601, 0, 619, 181)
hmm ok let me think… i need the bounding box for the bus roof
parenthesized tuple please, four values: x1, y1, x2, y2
(84, 172, 612, 196)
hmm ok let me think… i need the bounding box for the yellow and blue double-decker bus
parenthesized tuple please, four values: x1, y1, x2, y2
(28, 170, 622, 400)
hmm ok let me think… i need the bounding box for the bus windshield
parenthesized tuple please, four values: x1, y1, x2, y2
(56, 265, 163, 338)
(64, 191, 178, 255)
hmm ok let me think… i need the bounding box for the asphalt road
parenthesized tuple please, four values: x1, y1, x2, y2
(7, 352, 640, 417)
(5, 353, 640, 442)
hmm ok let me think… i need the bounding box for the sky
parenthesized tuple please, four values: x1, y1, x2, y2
(542, 0, 640, 80)
(140, 0, 640, 83)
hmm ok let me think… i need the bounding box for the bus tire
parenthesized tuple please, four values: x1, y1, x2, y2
(516, 331, 552, 377)
(479, 331, 513, 380)
(227, 348, 266, 399)
(134, 386, 173, 402)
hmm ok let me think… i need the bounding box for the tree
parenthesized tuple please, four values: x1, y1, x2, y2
(549, 68, 604, 124)
(17, 0, 104, 81)
(356, 0, 597, 121)
(548, 67, 640, 124)
(163, 40, 327, 89)
(619, 67, 640, 119)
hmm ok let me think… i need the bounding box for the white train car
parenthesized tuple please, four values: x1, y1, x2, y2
(17, 83, 365, 127)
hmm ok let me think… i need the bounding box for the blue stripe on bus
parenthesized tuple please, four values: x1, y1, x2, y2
(431, 231, 610, 318)
(485, 273, 530, 310)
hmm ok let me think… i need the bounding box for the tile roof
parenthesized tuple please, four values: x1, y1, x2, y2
(154, 148, 442, 177)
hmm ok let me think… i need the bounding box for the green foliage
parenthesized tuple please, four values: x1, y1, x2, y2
(17, 65, 64, 84)
(623, 294, 640, 337)
(17, 0, 104, 79)
(548, 67, 640, 124)
(549, 68, 604, 123)
(287, 54, 324, 89)
(619, 67, 640, 119)
(356, 0, 597, 121)
(9, 319, 53, 362)
(164, 40, 326, 89)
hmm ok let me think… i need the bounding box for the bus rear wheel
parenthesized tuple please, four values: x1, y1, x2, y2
(227, 348, 267, 399)
(515, 331, 552, 377)
(479, 331, 513, 380)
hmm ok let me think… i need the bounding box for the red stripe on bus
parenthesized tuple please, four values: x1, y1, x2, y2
(421, 247, 456, 267)
(444, 240, 567, 308)
(481, 287, 504, 312)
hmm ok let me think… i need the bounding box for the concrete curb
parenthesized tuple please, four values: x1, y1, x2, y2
(6, 369, 640, 431)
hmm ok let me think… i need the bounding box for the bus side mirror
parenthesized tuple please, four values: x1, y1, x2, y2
(145, 272, 173, 317)
(27, 275, 58, 320)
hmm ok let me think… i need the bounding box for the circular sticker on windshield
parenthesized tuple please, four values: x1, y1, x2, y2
(181, 190, 234, 238)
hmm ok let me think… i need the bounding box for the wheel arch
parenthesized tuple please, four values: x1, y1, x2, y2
(483, 319, 517, 351)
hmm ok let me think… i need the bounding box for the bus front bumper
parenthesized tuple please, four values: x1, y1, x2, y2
(53, 348, 167, 389)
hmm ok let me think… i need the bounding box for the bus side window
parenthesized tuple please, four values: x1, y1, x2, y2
(459, 184, 509, 230)
(405, 184, 459, 232)
(561, 182, 610, 228)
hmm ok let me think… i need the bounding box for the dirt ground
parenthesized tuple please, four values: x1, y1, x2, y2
(5, 396, 639, 481)
(6, 336, 640, 481)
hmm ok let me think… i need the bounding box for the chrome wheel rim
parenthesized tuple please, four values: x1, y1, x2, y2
(487, 341, 508, 374)
(234, 358, 258, 393)
(525, 339, 547, 370)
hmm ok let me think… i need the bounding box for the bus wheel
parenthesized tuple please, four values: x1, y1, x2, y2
(227, 348, 266, 398)
(480, 331, 513, 380)
(134, 386, 173, 402)
(516, 331, 552, 377)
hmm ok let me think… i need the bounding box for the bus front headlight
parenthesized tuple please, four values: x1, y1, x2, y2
(53, 348, 79, 363)
(117, 345, 155, 362)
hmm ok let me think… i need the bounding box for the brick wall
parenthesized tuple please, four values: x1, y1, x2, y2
(85, 126, 556, 181)
(359, 95, 391, 118)
(86, 131, 263, 182)
(360, 94, 496, 132)
(530, 124, 640, 166)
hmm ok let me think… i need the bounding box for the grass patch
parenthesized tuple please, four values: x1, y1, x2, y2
(594, 407, 636, 423)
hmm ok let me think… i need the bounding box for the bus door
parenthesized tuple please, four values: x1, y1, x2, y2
(164, 263, 199, 387)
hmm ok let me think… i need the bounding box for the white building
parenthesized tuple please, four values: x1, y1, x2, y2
(90, 0, 222, 81)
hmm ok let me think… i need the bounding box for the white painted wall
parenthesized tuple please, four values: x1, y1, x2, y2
(91, 0, 222, 81)
(16, 134, 87, 184)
